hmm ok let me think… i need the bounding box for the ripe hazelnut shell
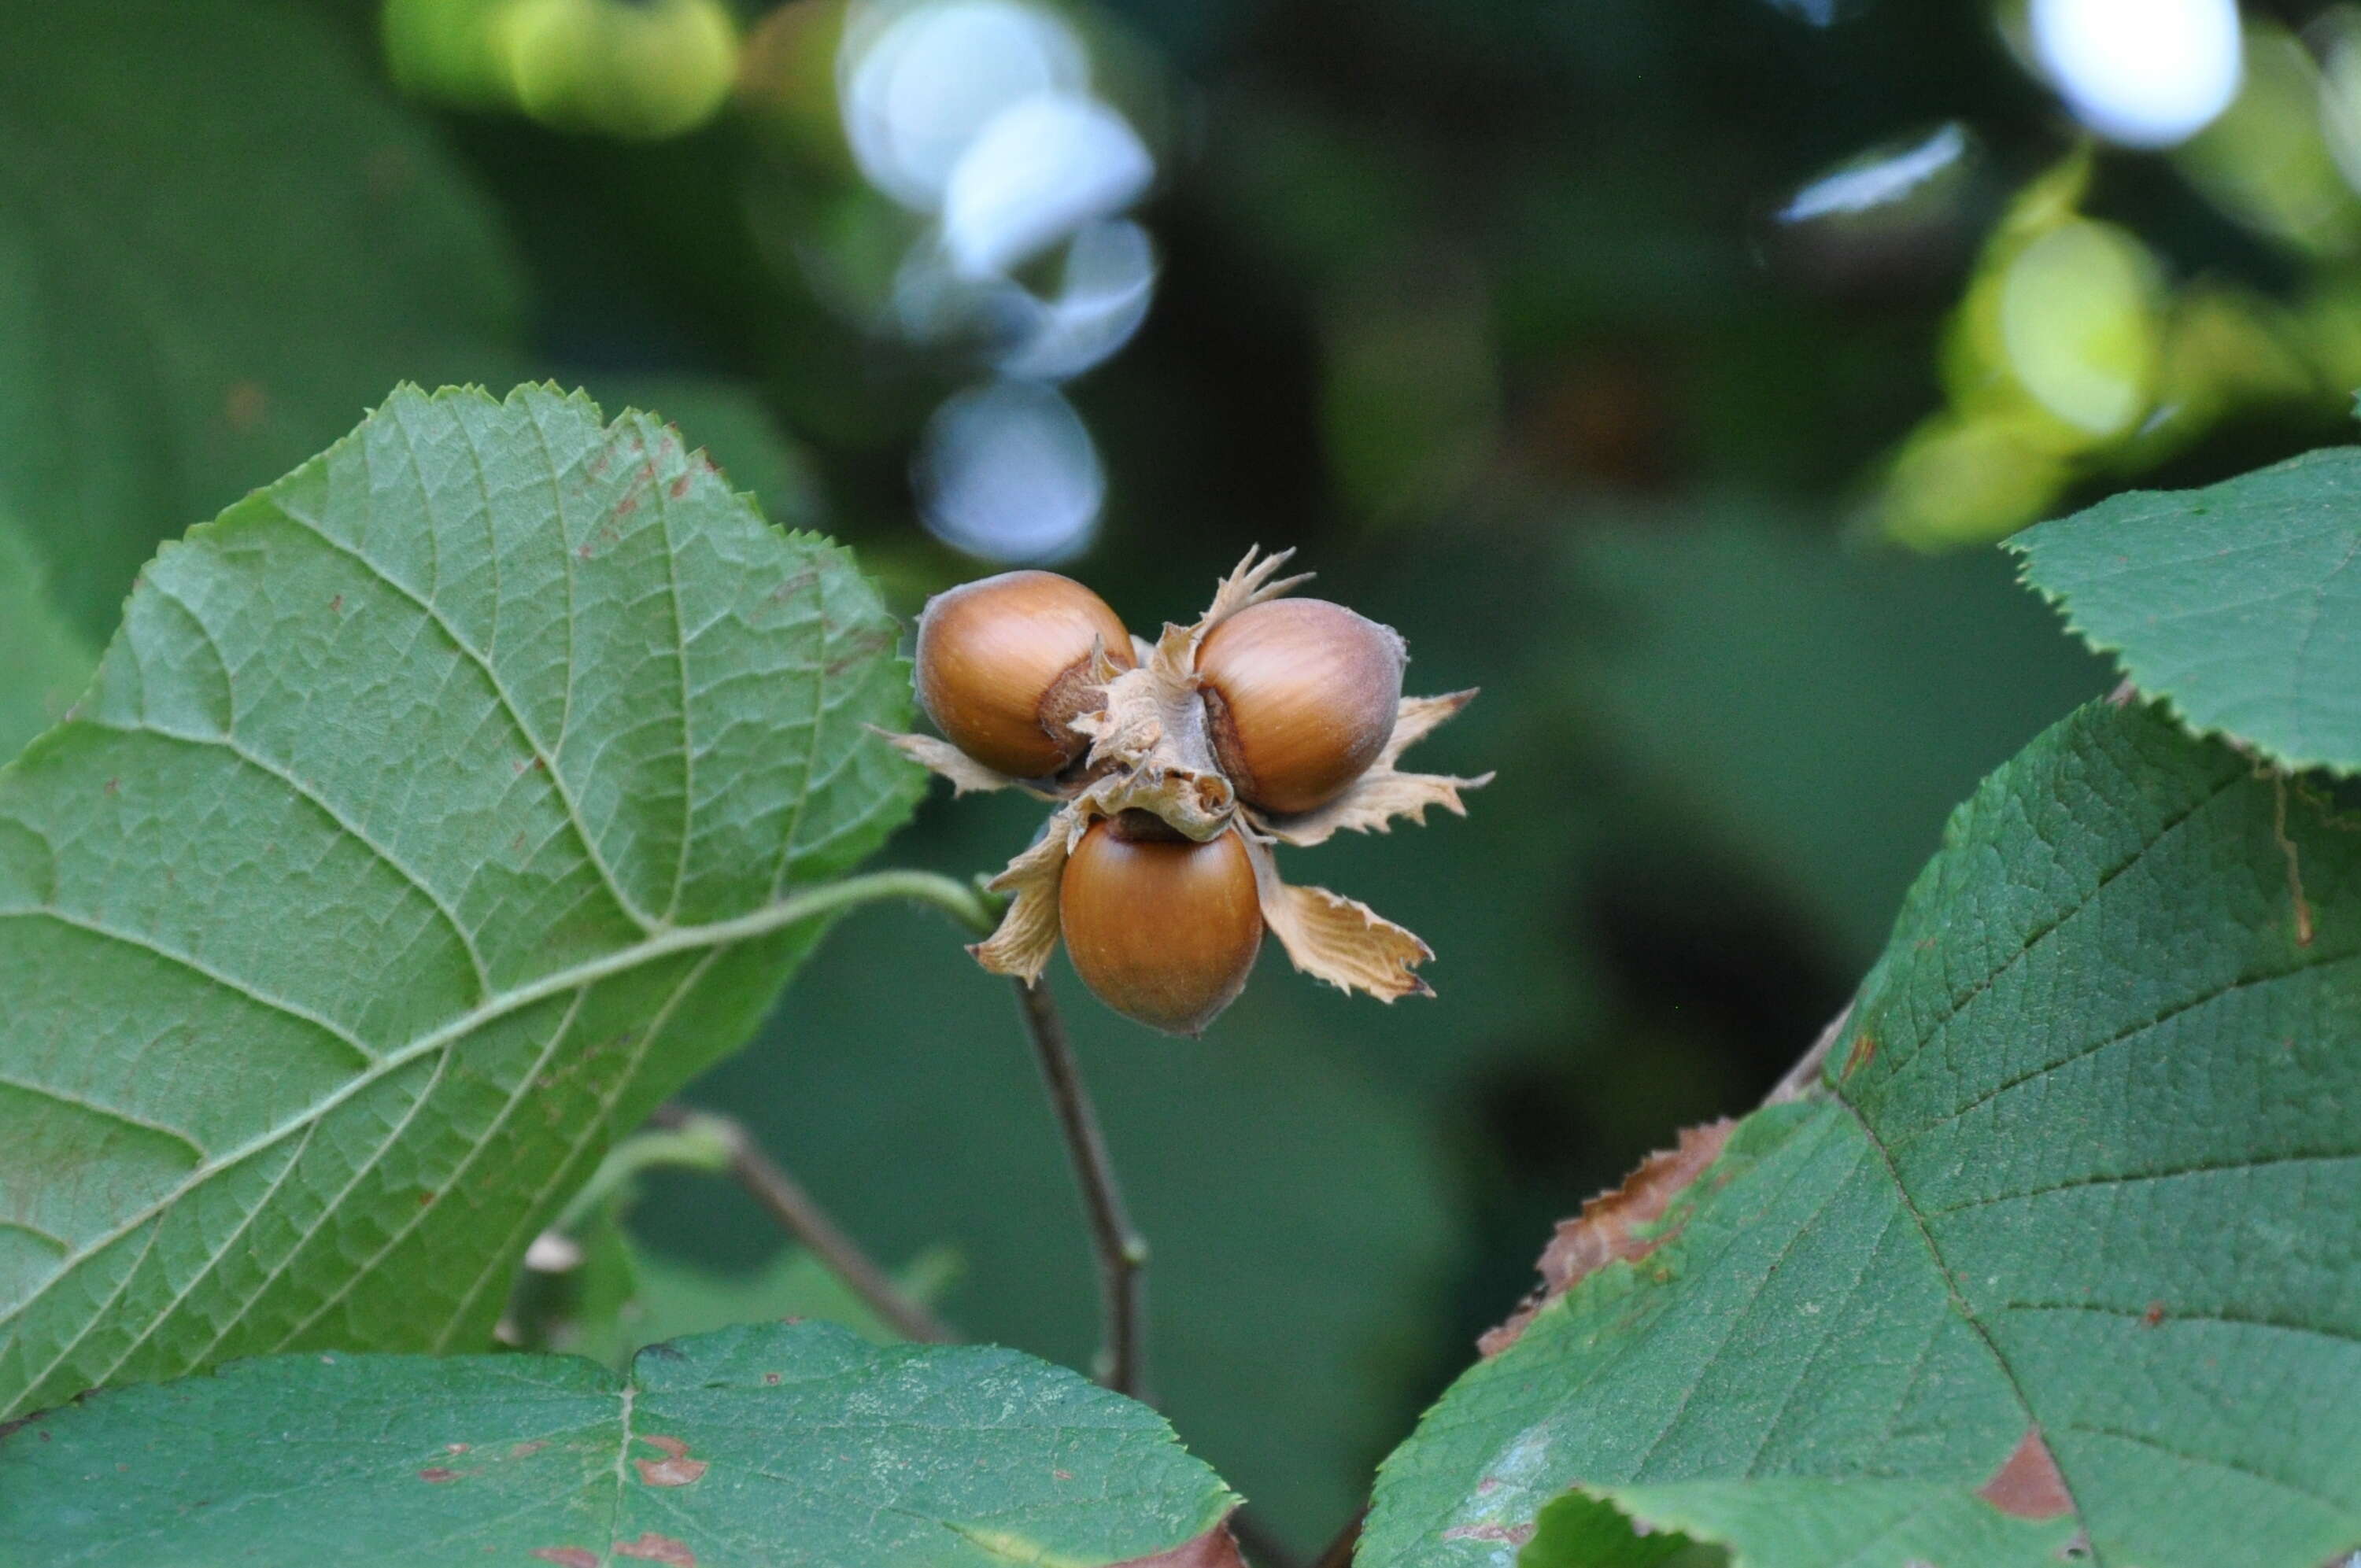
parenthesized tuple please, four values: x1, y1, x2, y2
(1059, 817, 1263, 1036)
(915, 571, 1135, 779)
(1196, 598, 1406, 814)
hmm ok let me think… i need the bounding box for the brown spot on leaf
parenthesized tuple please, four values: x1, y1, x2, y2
(418, 1467, 460, 1483)
(2143, 1301, 2166, 1327)
(328, 593, 343, 614)
(1111, 1516, 1249, 1568)
(634, 1433, 706, 1487)
(634, 1455, 706, 1485)
(1842, 1032, 1878, 1079)
(614, 1532, 696, 1566)
(762, 1373, 781, 1385)
(532, 1550, 598, 1568)
(668, 472, 693, 499)
(509, 1441, 549, 1459)
(615, 493, 640, 518)
(824, 626, 898, 678)
(1978, 1429, 2075, 1520)
(1480, 1119, 1737, 1355)
(764, 566, 821, 606)
(1442, 1523, 1535, 1546)
(416, 1190, 435, 1208)
(102, 778, 119, 796)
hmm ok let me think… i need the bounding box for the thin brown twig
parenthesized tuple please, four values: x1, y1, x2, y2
(651, 1103, 956, 1345)
(1306, 1503, 1363, 1568)
(1011, 976, 1148, 1399)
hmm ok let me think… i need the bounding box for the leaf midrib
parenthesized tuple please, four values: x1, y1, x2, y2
(1831, 1086, 2096, 1558)
(2, 880, 854, 1360)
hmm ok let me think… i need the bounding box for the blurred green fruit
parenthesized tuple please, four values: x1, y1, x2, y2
(1876, 411, 2071, 551)
(2112, 282, 2320, 465)
(1946, 216, 2163, 452)
(2177, 21, 2361, 257)
(498, 0, 740, 140)
(382, 0, 515, 108)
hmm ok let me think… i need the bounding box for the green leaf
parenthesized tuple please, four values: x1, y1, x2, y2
(2011, 448, 2361, 775)
(0, 0, 527, 640)
(1362, 702, 2361, 1568)
(0, 518, 94, 762)
(0, 1321, 1243, 1567)
(0, 385, 922, 1421)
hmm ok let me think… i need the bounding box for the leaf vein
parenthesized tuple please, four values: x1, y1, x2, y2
(275, 987, 589, 1351)
(264, 491, 659, 935)
(0, 1072, 204, 1160)
(0, 907, 374, 1068)
(91, 718, 493, 998)
(1830, 1087, 2098, 1559)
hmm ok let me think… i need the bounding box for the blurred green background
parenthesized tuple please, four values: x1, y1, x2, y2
(7, 0, 2354, 1552)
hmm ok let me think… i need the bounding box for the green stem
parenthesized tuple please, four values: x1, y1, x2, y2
(776, 866, 1003, 939)
(553, 1120, 734, 1236)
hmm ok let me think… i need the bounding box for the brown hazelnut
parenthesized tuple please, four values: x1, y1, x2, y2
(1058, 814, 1262, 1035)
(1195, 598, 1405, 814)
(915, 570, 1135, 779)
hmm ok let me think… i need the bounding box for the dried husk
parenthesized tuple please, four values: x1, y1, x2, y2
(1241, 833, 1434, 1001)
(968, 810, 1084, 982)
(1247, 689, 1493, 847)
(888, 548, 1489, 1004)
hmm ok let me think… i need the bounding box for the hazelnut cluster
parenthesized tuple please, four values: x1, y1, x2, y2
(888, 550, 1488, 1035)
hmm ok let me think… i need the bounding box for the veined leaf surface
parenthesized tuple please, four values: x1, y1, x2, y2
(1362, 703, 2361, 1568)
(2012, 448, 2361, 775)
(0, 386, 920, 1420)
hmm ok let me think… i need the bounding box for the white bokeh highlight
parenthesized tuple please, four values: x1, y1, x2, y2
(996, 220, 1158, 380)
(916, 379, 1106, 561)
(943, 94, 1154, 279)
(1779, 123, 1968, 223)
(839, 0, 1156, 560)
(840, 0, 1088, 210)
(2029, 0, 2243, 149)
